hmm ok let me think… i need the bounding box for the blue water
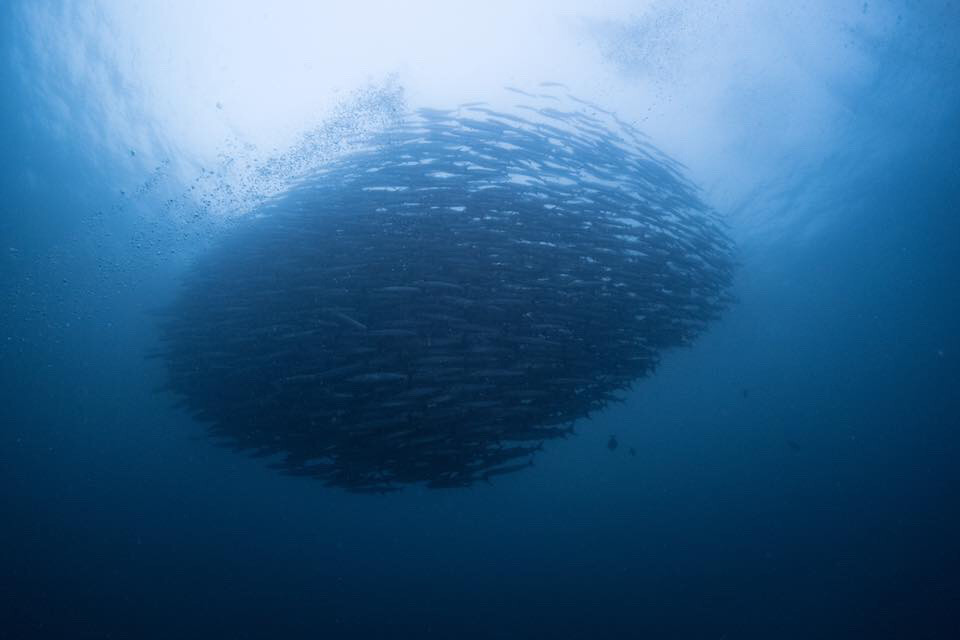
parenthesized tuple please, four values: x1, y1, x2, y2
(2, 3, 958, 638)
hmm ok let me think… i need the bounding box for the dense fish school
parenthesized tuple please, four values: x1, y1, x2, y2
(158, 94, 736, 492)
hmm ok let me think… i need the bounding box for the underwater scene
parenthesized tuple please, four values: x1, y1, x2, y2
(2, 2, 958, 638)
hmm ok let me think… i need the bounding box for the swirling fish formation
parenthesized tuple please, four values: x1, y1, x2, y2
(158, 95, 736, 493)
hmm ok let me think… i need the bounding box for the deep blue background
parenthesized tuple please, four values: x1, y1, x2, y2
(2, 3, 959, 639)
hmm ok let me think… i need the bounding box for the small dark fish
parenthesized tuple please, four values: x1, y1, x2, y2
(607, 435, 618, 451)
(742, 388, 749, 399)
(628, 447, 636, 457)
(787, 439, 801, 452)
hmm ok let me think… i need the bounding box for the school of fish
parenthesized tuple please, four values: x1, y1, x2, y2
(156, 93, 737, 493)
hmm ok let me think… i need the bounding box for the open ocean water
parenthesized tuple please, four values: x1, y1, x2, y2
(1, 2, 958, 638)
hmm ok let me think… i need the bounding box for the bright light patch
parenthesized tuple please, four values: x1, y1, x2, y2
(15, 0, 903, 236)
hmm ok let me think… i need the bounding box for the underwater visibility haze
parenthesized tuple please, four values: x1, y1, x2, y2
(2, 2, 959, 638)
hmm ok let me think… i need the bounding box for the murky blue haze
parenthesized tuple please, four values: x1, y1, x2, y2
(1, 2, 958, 639)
